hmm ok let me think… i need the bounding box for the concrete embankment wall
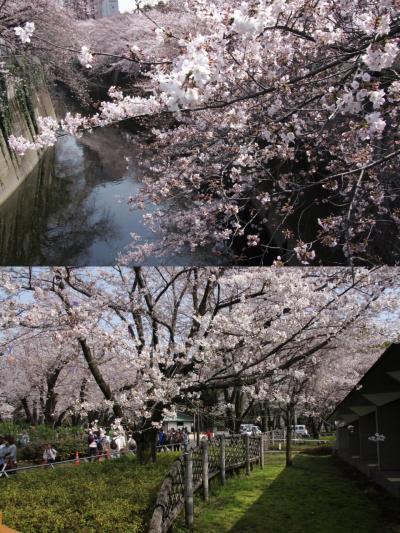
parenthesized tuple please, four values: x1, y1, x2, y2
(0, 56, 56, 207)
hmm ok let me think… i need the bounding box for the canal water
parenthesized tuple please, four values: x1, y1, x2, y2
(0, 126, 224, 266)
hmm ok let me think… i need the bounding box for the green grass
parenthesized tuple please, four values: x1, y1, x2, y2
(175, 453, 400, 533)
(1, 453, 179, 533)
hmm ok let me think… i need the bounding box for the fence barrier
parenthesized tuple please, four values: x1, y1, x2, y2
(148, 434, 264, 533)
(0, 450, 123, 478)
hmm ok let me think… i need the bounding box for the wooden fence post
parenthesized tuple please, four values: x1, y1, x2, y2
(245, 434, 251, 475)
(202, 440, 209, 502)
(220, 435, 226, 485)
(260, 435, 265, 469)
(184, 451, 194, 530)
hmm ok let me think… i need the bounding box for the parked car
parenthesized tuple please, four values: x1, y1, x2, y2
(239, 424, 262, 436)
(293, 425, 309, 437)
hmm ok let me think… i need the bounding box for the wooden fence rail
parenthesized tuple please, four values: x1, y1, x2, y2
(148, 435, 265, 533)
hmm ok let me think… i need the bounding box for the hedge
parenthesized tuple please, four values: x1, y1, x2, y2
(1, 453, 178, 533)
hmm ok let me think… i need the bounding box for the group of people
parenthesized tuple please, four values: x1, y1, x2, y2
(157, 428, 190, 451)
(1, 425, 190, 476)
(0, 435, 17, 472)
(87, 428, 119, 460)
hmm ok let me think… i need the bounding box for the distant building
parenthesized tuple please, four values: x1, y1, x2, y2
(162, 411, 194, 433)
(63, 0, 119, 18)
(100, 0, 119, 17)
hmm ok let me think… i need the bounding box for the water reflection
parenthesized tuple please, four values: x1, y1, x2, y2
(0, 127, 223, 266)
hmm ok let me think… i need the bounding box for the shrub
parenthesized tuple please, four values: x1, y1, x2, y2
(1, 453, 178, 533)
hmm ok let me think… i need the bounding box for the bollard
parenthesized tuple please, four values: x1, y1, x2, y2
(75, 451, 80, 466)
(260, 435, 265, 469)
(245, 434, 250, 475)
(201, 440, 209, 502)
(220, 435, 226, 485)
(184, 451, 194, 530)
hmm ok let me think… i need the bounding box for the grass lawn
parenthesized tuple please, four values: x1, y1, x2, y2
(1, 453, 178, 533)
(175, 453, 400, 533)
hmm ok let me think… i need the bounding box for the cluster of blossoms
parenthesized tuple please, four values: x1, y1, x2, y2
(368, 433, 387, 442)
(8, 117, 58, 156)
(78, 46, 94, 69)
(13, 22, 35, 44)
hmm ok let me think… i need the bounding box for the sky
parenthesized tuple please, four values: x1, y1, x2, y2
(118, 0, 134, 13)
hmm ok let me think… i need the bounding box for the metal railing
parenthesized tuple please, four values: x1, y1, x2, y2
(149, 434, 264, 533)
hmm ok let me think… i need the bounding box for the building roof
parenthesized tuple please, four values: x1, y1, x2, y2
(328, 344, 400, 424)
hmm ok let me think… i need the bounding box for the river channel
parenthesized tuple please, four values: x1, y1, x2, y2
(0, 126, 225, 266)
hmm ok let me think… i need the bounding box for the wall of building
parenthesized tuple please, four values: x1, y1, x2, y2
(0, 57, 56, 208)
(101, 0, 119, 17)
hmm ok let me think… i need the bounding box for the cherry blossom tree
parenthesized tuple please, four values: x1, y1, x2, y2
(1, 266, 399, 462)
(6, 0, 400, 265)
(0, 337, 86, 425)
(0, 0, 92, 102)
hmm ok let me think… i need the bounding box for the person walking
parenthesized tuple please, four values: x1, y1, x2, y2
(157, 429, 167, 452)
(88, 431, 98, 461)
(0, 435, 7, 470)
(2, 435, 17, 473)
(43, 443, 57, 465)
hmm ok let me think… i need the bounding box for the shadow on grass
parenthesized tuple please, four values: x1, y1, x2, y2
(229, 455, 400, 533)
(174, 454, 400, 533)
(226, 455, 399, 533)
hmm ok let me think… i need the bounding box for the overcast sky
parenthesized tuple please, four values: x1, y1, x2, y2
(118, 0, 134, 13)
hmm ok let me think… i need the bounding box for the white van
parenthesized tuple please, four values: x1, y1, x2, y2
(293, 425, 309, 437)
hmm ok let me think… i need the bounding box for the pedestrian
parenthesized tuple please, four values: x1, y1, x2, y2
(158, 429, 167, 452)
(127, 434, 137, 452)
(0, 435, 6, 468)
(88, 431, 98, 461)
(43, 443, 57, 464)
(2, 435, 17, 473)
(95, 431, 103, 453)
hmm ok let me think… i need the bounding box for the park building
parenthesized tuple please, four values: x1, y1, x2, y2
(162, 411, 194, 433)
(329, 343, 400, 497)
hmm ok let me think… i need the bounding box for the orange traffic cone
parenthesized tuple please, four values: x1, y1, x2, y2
(75, 451, 80, 465)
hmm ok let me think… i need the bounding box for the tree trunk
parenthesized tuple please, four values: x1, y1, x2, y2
(44, 366, 62, 425)
(308, 416, 320, 439)
(32, 400, 38, 425)
(135, 426, 158, 464)
(285, 405, 294, 467)
(78, 338, 123, 418)
(21, 398, 34, 425)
